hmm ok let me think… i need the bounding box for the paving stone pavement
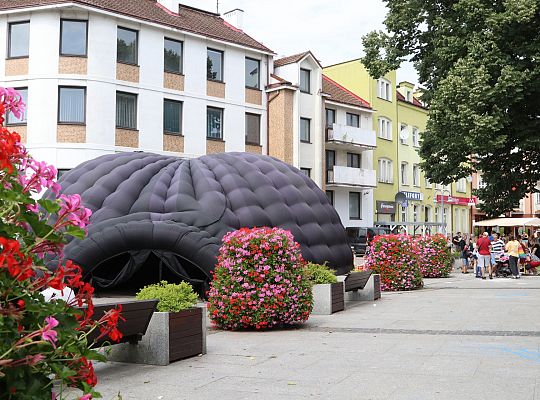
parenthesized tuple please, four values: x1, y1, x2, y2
(95, 273, 540, 400)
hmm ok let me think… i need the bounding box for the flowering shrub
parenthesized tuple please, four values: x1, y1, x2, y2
(0, 88, 122, 399)
(363, 234, 423, 291)
(414, 234, 453, 278)
(207, 227, 312, 330)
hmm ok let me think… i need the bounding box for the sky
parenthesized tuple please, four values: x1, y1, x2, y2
(179, 0, 419, 84)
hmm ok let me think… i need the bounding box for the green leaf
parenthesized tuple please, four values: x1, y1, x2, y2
(38, 198, 61, 214)
(64, 225, 86, 239)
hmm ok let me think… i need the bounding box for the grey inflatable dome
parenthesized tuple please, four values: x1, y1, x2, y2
(53, 152, 353, 293)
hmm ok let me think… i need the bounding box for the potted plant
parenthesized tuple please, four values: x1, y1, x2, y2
(306, 262, 344, 315)
(110, 281, 205, 365)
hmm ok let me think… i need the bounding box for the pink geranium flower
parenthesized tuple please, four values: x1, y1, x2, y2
(42, 316, 59, 347)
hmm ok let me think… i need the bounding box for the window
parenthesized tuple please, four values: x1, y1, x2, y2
(400, 205, 407, 222)
(457, 178, 467, 193)
(207, 49, 223, 81)
(245, 113, 261, 145)
(378, 158, 393, 183)
(326, 150, 335, 183)
(425, 177, 432, 189)
(401, 162, 409, 185)
(6, 88, 27, 125)
(349, 192, 361, 220)
(300, 168, 311, 178)
(406, 90, 412, 102)
(164, 38, 183, 73)
(346, 113, 360, 128)
(413, 164, 420, 187)
(425, 206, 432, 222)
(435, 207, 440, 223)
(412, 127, 420, 147)
(117, 27, 138, 64)
(8, 21, 30, 58)
(378, 117, 392, 140)
(300, 68, 311, 93)
(477, 175, 487, 189)
(163, 99, 182, 135)
(413, 205, 419, 222)
(300, 118, 311, 142)
(326, 190, 334, 206)
(377, 78, 391, 101)
(116, 92, 137, 129)
(60, 20, 87, 56)
(245, 57, 260, 89)
(58, 87, 85, 124)
(535, 192, 540, 204)
(326, 108, 336, 129)
(399, 123, 408, 144)
(207, 107, 223, 139)
(347, 153, 361, 168)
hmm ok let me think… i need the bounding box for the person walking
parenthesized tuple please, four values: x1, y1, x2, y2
(505, 235, 521, 279)
(490, 233, 505, 276)
(460, 234, 470, 273)
(476, 232, 492, 279)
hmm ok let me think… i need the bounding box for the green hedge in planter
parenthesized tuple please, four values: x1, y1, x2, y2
(305, 262, 337, 285)
(136, 281, 198, 312)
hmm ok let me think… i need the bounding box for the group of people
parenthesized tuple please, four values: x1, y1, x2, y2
(452, 231, 540, 279)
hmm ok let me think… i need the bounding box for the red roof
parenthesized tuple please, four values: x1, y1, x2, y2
(274, 51, 322, 68)
(396, 90, 426, 109)
(322, 75, 371, 109)
(1, 0, 273, 53)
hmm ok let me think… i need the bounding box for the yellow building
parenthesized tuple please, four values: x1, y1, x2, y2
(324, 61, 472, 234)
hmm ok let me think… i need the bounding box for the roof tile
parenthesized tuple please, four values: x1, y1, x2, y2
(0, 0, 272, 53)
(323, 75, 371, 109)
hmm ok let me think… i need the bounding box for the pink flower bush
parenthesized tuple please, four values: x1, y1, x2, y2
(414, 234, 453, 278)
(207, 227, 313, 330)
(363, 234, 423, 291)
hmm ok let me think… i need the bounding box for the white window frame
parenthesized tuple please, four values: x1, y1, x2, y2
(412, 127, 420, 147)
(477, 175, 487, 189)
(378, 117, 392, 140)
(456, 178, 467, 193)
(401, 162, 409, 186)
(425, 176, 432, 189)
(377, 78, 391, 101)
(399, 123, 408, 145)
(413, 164, 420, 187)
(378, 158, 393, 184)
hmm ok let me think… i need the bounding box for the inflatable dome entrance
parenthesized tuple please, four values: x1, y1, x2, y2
(52, 152, 353, 293)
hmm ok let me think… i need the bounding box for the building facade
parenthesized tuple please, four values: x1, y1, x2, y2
(269, 52, 377, 226)
(0, 0, 273, 172)
(324, 60, 472, 234)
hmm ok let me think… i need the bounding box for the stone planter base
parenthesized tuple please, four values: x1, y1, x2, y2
(109, 307, 206, 366)
(345, 274, 381, 302)
(312, 281, 345, 315)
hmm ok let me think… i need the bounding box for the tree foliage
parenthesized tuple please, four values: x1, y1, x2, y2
(362, 0, 540, 216)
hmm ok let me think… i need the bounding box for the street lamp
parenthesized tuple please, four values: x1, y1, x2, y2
(434, 188, 451, 236)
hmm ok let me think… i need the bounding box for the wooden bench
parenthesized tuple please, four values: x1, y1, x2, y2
(344, 270, 373, 292)
(86, 299, 158, 347)
(344, 270, 381, 301)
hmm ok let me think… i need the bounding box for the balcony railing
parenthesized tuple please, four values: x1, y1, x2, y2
(326, 123, 376, 148)
(326, 166, 377, 188)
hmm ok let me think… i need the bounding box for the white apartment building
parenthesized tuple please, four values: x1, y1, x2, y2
(0, 0, 273, 172)
(323, 75, 376, 228)
(269, 52, 376, 227)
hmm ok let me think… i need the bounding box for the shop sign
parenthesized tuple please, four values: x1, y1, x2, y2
(402, 191, 423, 201)
(435, 195, 477, 206)
(377, 201, 396, 214)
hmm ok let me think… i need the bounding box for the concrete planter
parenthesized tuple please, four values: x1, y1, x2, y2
(311, 281, 345, 315)
(109, 306, 206, 366)
(345, 273, 381, 302)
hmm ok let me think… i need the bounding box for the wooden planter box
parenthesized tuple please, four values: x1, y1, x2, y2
(109, 306, 206, 366)
(311, 281, 345, 315)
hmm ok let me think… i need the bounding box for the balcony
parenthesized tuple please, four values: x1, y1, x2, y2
(326, 123, 376, 150)
(326, 166, 377, 188)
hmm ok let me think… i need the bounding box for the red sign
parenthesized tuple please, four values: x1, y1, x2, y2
(435, 195, 477, 206)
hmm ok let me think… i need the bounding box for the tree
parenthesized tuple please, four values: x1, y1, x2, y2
(362, 0, 540, 217)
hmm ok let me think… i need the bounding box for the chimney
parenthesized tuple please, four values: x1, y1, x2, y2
(157, 0, 180, 13)
(223, 8, 244, 31)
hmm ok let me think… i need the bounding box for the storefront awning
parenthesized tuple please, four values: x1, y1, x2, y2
(473, 217, 540, 227)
